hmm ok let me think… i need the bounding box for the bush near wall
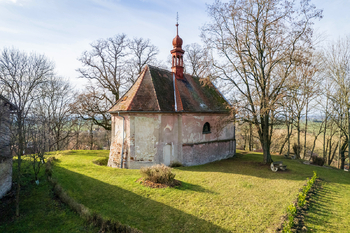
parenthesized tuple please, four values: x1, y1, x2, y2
(140, 164, 176, 185)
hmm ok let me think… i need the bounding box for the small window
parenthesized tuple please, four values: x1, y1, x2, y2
(203, 122, 211, 134)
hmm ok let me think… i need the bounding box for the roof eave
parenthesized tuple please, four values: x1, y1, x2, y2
(109, 110, 230, 114)
(0, 95, 17, 110)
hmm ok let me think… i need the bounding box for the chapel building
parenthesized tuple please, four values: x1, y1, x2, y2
(0, 95, 16, 198)
(107, 24, 236, 169)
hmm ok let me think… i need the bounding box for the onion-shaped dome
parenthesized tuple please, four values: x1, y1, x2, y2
(172, 35, 183, 48)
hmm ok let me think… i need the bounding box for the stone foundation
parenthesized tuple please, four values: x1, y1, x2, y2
(182, 139, 236, 166)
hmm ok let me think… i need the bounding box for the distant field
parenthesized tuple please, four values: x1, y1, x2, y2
(270, 122, 342, 166)
(45, 150, 350, 232)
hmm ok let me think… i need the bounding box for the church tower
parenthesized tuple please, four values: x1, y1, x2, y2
(171, 22, 185, 79)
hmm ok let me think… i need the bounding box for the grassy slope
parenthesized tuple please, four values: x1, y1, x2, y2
(305, 172, 350, 232)
(48, 150, 349, 233)
(0, 157, 98, 233)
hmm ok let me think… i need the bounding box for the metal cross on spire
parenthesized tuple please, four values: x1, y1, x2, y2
(176, 12, 179, 35)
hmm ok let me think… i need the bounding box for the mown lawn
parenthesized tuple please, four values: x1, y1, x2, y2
(46, 150, 349, 233)
(0, 156, 99, 233)
(304, 169, 350, 232)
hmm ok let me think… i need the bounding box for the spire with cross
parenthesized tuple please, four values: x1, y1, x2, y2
(176, 12, 179, 35)
(171, 12, 185, 79)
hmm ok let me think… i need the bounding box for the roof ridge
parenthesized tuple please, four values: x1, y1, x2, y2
(148, 65, 171, 73)
(146, 66, 161, 111)
(148, 65, 195, 78)
(173, 74, 183, 111)
(127, 65, 148, 111)
(108, 65, 148, 111)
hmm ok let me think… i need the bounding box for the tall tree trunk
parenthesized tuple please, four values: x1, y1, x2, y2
(329, 143, 338, 165)
(16, 111, 24, 217)
(244, 133, 247, 150)
(249, 122, 253, 151)
(340, 141, 347, 169)
(341, 149, 345, 169)
(75, 130, 80, 150)
(303, 100, 309, 159)
(296, 115, 301, 159)
(348, 108, 350, 167)
(89, 123, 93, 150)
(261, 114, 272, 164)
(310, 136, 319, 160)
(56, 129, 60, 151)
(323, 97, 329, 160)
(285, 112, 290, 155)
(279, 115, 292, 155)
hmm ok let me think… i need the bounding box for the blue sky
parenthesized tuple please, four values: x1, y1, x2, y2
(0, 0, 349, 87)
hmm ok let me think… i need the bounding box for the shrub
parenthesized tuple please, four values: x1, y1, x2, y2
(140, 164, 176, 185)
(292, 143, 301, 158)
(311, 155, 325, 166)
(93, 157, 109, 166)
(169, 161, 183, 167)
(282, 171, 317, 232)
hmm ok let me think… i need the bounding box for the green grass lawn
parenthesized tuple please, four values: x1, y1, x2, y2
(304, 171, 350, 232)
(45, 150, 350, 232)
(0, 155, 99, 233)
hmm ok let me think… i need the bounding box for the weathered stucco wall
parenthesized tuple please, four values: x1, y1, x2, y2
(108, 115, 130, 168)
(0, 158, 12, 199)
(182, 140, 235, 166)
(181, 114, 235, 166)
(108, 112, 235, 169)
(181, 114, 234, 143)
(0, 103, 11, 160)
(0, 100, 12, 198)
(158, 114, 181, 166)
(128, 114, 161, 169)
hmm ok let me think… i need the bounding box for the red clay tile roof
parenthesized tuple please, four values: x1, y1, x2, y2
(109, 65, 230, 113)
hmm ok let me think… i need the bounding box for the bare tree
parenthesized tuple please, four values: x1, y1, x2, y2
(76, 34, 159, 130)
(286, 51, 321, 159)
(33, 76, 75, 151)
(127, 37, 159, 83)
(25, 116, 46, 182)
(0, 47, 54, 217)
(71, 86, 112, 130)
(77, 34, 128, 103)
(323, 36, 350, 169)
(184, 43, 211, 77)
(201, 0, 322, 163)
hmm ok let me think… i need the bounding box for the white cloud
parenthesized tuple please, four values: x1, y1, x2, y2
(0, 0, 17, 3)
(0, 26, 19, 33)
(0, 0, 30, 5)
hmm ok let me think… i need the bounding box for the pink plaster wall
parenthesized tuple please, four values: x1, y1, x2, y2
(108, 115, 130, 168)
(108, 112, 235, 169)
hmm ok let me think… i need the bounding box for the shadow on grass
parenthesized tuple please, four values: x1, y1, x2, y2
(0, 159, 98, 233)
(174, 181, 218, 194)
(53, 166, 229, 233)
(304, 185, 340, 232)
(177, 152, 350, 185)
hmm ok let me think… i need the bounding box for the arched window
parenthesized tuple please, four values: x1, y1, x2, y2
(203, 122, 211, 134)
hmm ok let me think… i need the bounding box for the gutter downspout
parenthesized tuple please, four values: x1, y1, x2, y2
(118, 112, 125, 168)
(173, 73, 178, 112)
